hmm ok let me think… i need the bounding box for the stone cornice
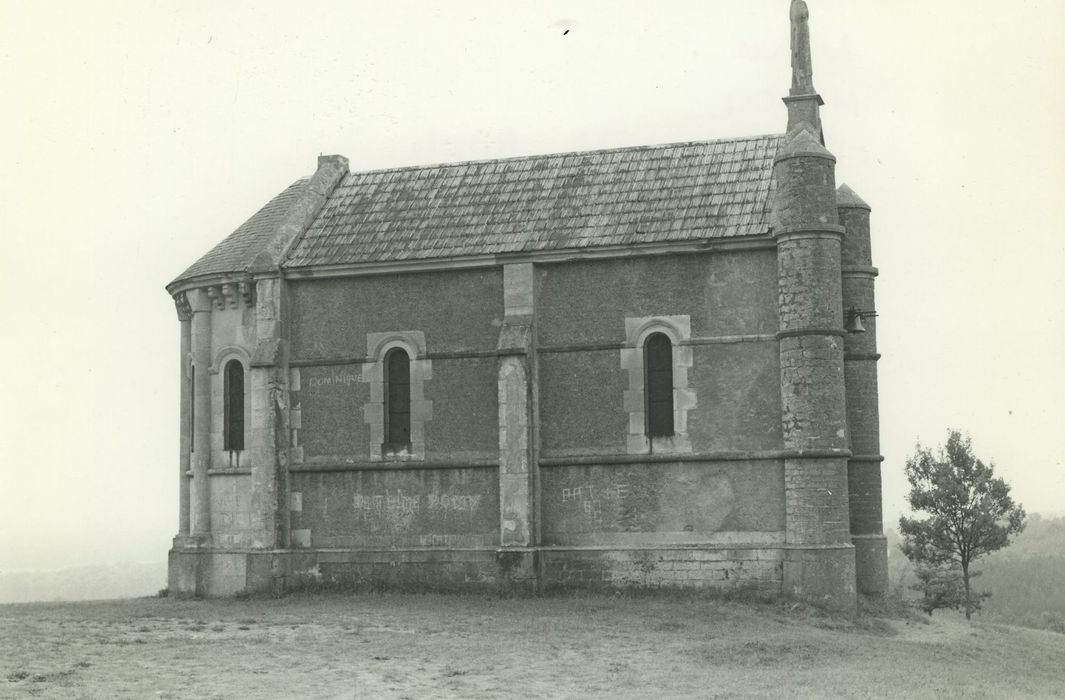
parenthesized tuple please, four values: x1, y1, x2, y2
(289, 460, 499, 473)
(844, 352, 882, 362)
(287, 333, 780, 366)
(538, 448, 852, 467)
(169, 276, 257, 314)
(776, 328, 846, 340)
(772, 224, 846, 242)
(167, 235, 780, 295)
(166, 271, 274, 298)
(278, 235, 776, 282)
(782, 93, 825, 107)
(841, 265, 879, 279)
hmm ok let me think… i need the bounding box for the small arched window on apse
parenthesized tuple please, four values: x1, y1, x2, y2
(384, 347, 412, 451)
(223, 359, 245, 453)
(644, 333, 675, 438)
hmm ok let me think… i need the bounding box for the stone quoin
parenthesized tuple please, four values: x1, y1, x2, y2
(165, 1, 887, 611)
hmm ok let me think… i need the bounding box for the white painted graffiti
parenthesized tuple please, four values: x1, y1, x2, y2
(561, 484, 629, 503)
(308, 372, 361, 388)
(427, 493, 482, 512)
(561, 483, 630, 525)
(351, 491, 483, 517)
(353, 492, 421, 515)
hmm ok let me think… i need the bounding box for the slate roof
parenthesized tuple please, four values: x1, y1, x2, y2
(174, 134, 782, 284)
(175, 178, 310, 281)
(289, 134, 782, 268)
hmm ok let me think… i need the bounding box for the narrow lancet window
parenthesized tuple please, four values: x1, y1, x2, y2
(644, 333, 675, 438)
(384, 348, 411, 451)
(223, 360, 245, 452)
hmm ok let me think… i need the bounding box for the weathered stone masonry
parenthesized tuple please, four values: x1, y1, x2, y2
(165, 1, 885, 611)
(838, 184, 888, 595)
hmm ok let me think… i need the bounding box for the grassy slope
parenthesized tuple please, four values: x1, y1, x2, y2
(2, 594, 1064, 699)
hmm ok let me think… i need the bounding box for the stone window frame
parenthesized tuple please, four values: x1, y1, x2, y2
(621, 315, 696, 455)
(211, 346, 251, 468)
(361, 331, 432, 461)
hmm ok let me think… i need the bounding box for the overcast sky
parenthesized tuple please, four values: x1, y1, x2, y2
(2, 0, 1063, 571)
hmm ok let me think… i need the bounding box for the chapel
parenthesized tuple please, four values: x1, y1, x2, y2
(166, 1, 887, 610)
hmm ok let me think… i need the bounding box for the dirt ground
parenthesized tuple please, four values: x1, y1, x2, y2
(2, 593, 1063, 699)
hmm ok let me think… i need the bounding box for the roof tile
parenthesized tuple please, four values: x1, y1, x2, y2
(175, 134, 783, 283)
(173, 179, 309, 282)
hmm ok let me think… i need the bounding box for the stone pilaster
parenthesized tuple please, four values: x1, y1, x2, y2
(838, 184, 888, 595)
(248, 276, 288, 550)
(188, 288, 213, 540)
(772, 126, 855, 612)
(497, 263, 535, 548)
(176, 296, 192, 540)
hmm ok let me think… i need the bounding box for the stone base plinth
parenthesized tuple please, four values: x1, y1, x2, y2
(167, 549, 203, 597)
(540, 546, 783, 594)
(167, 545, 793, 598)
(852, 534, 888, 596)
(168, 544, 864, 609)
(167, 548, 286, 598)
(782, 544, 857, 613)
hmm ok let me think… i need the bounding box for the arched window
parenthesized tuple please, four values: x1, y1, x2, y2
(384, 348, 411, 450)
(644, 333, 674, 438)
(190, 365, 195, 453)
(223, 360, 245, 451)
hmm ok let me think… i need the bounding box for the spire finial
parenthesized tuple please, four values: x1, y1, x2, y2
(790, 0, 815, 95)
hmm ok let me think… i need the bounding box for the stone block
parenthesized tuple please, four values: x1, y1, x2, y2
(627, 411, 645, 435)
(499, 473, 531, 546)
(168, 550, 201, 597)
(204, 552, 248, 597)
(619, 347, 642, 370)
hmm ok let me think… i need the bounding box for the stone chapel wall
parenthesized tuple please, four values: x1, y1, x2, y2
(284, 269, 504, 551)
(535, 251, 786, 551)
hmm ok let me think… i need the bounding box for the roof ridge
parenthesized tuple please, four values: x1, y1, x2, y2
(342, 133, 785, 178)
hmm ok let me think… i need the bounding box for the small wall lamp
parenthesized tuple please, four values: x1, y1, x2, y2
(845, 307, 878, 334)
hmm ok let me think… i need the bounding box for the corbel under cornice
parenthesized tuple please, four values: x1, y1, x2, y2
(170, 275, 257, 318)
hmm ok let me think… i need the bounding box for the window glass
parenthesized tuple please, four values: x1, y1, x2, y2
(385, 348, 411, 449)
(645, 334, 674, 437)
(223, 360, 245, 451)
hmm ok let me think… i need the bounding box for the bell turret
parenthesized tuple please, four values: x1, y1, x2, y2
(838, 183, 889, 597)
(772, 1, 856, 612)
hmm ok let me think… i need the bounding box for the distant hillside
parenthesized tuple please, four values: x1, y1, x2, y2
(886, 513, 1065, 633)
(975, 514, 1065, 632)
(985, 512, 1065, 559)
(0, 562, 167, 604)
